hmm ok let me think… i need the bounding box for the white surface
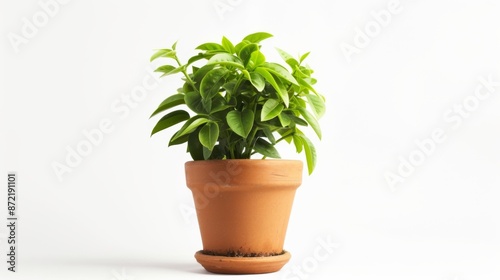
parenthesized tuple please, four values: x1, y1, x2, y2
(1, 0, 499, 279)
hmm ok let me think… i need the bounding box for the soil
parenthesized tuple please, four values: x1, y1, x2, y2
(201, 250, 286, 258)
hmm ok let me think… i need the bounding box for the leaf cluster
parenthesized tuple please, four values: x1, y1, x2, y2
(150, 32, 325, 174)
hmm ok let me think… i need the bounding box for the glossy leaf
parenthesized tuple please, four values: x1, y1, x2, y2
(247, 50, 266, 69)
(200, 68, 229, 99)
(249, 72, 265, 92)
(306, 94, 326, 118)
(221, 36, 235, 54)
(296, 131, 316, 174)
(243, 32, 273, 43)
(298, 107, 322, 139)
(150, 94, 185, 118)
(185, 91, 207, 114)
(151, 110, 190, 136)
(239, 43, 259, 66)
(187, 127, 204, 160)
(196, 42, 225, 51)
(226, 109, 254, 138)
(254, 138, 280, 158)
(150, 49, 175, 62)
(199, 122, 219, 151)
(276, 48, 298, 68)
(261, 99, 284, 121)
(255, 67, 289, 107)
(172, 116, 209, 141)
(262, 62, 298, 85)
(207, 53, 244, 69)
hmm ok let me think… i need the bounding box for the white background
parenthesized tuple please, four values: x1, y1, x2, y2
(1, 0, 499, 279)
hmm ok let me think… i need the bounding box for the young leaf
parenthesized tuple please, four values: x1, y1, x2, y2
(261, 99, 284, 121)
(298, 107, 322, 139)
(249, 72, 265, 92)
(300, 52, 310, 63)
(221, 36, 235, 54)
(254, 138, 280, 158)
(172, 116, 210, 141)
(199, 122, 219, 151)
(150, 94, 185, 118)
(296, 131, 317, 175)
(207, 53, 244, 69)
(306, 94, 326, 118)
(247, 50, 266, 69)
(261, 62, 298, 85)
(226, 109, 254, 138)
(278, 112, 292, 127)
(255, 67, 289, 107)
(243, 32, 273, 43)
(262, 126, 276, 144)
(150, 49, 174, 62)
(151, 110, 190, 136)
(200, 68, 229, 99)
(276, 48, 298, 68)
(238, 43, 259, 66)
(196, 42, 225, 51)
(154, 65, 176, 74)
(292, 134, 304, 153)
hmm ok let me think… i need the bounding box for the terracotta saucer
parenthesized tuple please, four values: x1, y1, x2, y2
(194, 250, 291, 274)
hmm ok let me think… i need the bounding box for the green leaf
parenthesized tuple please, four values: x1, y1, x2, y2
(262, 62, 298, 85)
(199, 122, 219, 151)
(154, 65, 176, 74)
(278, 112, 292, 126)
(298, 107, 322, 139)
(255, 67, 289, 107)
(151, 110, 190, 136)
(292, 134, 303, 153)
(187, 127, 204, 160)
(185, 91, 207, 114)
(249, 72, 265, 92)
(200, 68, 229, 99)
(221, 36, 235, 54)
(155, 64, 185, 77)
(207, 53, 244, 69)
(226, 109, 254, 138)
(262, 127, 276, 144)
(150, 49, 175, 62)
(172, 116, 210, 141)
(276, 48, 299, 68)
(168, 133, 189, 147)
(261, 99, 284, 121)
(243, 32, 273, 43)
(202, 146, 212, 160)
(234, 40, 249, 54)
(306, 94, 326, 118)
(296, 76, 319, 95)
(196, 42, 225, 51)
(238, 43, 259, 66)
(150, 94, 185, 118)
(254, 138, 280, 158)
(247, 50, 266, 69)
(300, 52, 310, 63)
(296, 132, 317, 175)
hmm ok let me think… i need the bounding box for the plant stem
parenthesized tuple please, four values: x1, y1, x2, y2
(174, 56, 196, 90)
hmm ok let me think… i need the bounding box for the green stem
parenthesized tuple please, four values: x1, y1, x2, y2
(174, 56, 196, 90)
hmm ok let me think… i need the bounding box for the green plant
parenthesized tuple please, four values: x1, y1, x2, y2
(150, 32, 325, 174)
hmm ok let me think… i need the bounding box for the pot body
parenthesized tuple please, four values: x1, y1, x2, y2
(185, 159, 302, 256)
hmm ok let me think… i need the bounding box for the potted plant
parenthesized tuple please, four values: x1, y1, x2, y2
(150, 32, 325, 274)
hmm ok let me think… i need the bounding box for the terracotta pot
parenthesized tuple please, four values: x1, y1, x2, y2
(185, 159, 303, 274)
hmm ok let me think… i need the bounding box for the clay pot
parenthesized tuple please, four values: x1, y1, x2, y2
(185, 159, 303, 274)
